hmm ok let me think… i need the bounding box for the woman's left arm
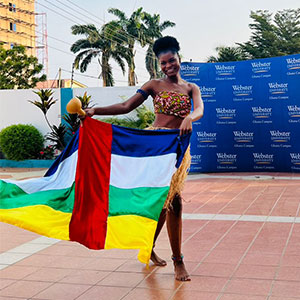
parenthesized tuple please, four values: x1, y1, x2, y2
(179, 84, 204, 135)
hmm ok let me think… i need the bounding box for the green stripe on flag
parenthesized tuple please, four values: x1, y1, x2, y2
(0, 180, 75, 213)
(108, 185, 169, 221)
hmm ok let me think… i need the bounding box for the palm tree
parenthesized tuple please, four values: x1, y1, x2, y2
(70, 23, 128, 87)
(207, 46, 247, 62)
(108, 7, 147, 86)
(142, 13, 175, 79)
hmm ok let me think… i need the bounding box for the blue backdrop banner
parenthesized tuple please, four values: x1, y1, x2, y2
(181, 54, 300, 173)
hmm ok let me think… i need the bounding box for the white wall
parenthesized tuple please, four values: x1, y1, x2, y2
(72, 86, 153, 119)
(0, 87, 154, 137)
(0, 89, 61, 136)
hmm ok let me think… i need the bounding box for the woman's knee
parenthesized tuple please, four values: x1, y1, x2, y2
(171, 194, 182, 217)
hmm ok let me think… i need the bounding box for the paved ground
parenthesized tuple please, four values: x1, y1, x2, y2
(1, 168, 300, 300)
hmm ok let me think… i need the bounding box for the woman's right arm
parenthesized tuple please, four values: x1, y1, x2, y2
(84, 81, 154, 118)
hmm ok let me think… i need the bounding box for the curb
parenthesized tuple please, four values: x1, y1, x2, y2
(0, 159, 54, 168)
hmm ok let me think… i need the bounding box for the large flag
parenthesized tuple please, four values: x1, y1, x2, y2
(0, 117, 190, 264)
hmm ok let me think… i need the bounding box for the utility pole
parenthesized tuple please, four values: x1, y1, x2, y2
(71, 63, 74, 88)
(58, 67, 62, 88)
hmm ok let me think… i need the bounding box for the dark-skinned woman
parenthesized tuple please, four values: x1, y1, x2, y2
(82, 36, 204, 281)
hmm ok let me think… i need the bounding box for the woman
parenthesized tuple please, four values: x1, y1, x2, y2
(83, 36, 204, 281)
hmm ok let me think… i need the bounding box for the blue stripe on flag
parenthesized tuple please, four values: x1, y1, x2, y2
(45, 131, 79, 177)
(111, 125, 191, 167)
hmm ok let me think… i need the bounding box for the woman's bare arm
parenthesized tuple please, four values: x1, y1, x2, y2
(83, 81, 154, 117)
(179, 84, 204, 135)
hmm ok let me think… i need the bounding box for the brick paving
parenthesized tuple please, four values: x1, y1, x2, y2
(0, 168, 300, 299)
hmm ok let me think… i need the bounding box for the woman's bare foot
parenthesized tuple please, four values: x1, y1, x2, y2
(173, 260, 191, 281)
(150, 250, 167, 266)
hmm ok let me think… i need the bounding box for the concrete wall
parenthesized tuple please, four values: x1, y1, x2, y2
(0, 89, 61, 136)
(72, 86, 153, 118)
(0, 87, 154, 137)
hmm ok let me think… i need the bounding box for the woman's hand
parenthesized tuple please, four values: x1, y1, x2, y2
(179, 116, 193, 136)
(85, 108, 95, 117)
(79, 108, 95, 120)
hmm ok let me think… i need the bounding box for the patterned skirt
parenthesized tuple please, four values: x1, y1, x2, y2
(146, 126, 191, 209)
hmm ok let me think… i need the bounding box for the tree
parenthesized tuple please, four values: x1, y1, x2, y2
(0, 45, 46, 89)
(207, 46, 247, 62)
(238, 9, 300, 59)
(108, 7, 147, 86)
(142, 13, 175, 79)
(70, 24, 128, 87)
(207, 9, 300, 62)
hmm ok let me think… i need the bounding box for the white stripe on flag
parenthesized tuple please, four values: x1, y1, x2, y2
(3, 151, 78, 194)
(110, 153, 177, 189)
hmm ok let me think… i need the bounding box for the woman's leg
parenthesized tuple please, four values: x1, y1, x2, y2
(166, 194, 190, 281)
(151, 208, 167, 266)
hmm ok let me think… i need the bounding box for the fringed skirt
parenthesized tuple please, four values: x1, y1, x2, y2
(146, 126, 191, 209)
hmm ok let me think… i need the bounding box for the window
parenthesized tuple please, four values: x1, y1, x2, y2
(9, 22, 16, 31)
(9, 3, 16, 12)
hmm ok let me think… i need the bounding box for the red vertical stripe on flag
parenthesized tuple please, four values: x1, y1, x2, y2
(69, 117, 112, 249)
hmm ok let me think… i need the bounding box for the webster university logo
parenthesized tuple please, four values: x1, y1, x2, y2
(190, 154, 203, 171)
(232, 85, 253, 96)
(233, 131, 254, 143)
(216, 153, 237, 164)
(200, 86, 216, 102)
(287, 105, 300, 117)
(196, 131, 217, 148)
(268, 82, 288, 94)
(196, 131, 217, 142)
(253, 153, 274, 165)
(252, 107, 272, 119)
(191, 154, 202, 163)
(270, 130, 291, 143)
(290, 153, 300, 165)
(251, 61, 271, 73)
(286, 57, 300, 70)
(215, 64, 235, 76)
(180, 64, 200, 77)
(216, 108, 236, 119)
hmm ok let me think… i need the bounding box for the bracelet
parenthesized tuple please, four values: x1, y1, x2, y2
(136, 89, 149, 100)
(171, 254, 184, 262)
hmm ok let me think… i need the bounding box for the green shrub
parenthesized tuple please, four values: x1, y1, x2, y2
(99, 116, 139, 128)
(0, 124, 44, 161)
(99, 105, 155, 129)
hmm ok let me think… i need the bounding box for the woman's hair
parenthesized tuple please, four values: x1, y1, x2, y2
(153, 36, 180, 58)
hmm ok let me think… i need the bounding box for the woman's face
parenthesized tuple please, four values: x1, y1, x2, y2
(159, 51, 180, 77)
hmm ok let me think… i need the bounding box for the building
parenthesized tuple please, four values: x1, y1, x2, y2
(36, 79, 87, 89)
(0, 0, 36, 56)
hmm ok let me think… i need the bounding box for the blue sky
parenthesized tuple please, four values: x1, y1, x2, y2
(35, 0, 300, 87)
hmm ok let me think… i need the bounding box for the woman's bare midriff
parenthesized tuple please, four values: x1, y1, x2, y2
(152, 113, 184, 129)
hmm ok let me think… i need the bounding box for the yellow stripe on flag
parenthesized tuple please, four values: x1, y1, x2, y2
(105, 215, 157, 265)
(0, 205, 71, 240)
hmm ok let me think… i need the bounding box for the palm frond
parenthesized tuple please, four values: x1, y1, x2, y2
(71, 24, 98, 36)
(70, 39, 93, 53)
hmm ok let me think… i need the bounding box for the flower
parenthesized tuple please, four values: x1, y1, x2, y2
(40, 151, 44, 155)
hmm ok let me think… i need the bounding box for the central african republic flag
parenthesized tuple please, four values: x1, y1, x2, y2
(0, 117, 190, 264)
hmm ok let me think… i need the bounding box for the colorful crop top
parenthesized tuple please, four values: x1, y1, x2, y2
(153, 91, 192, 118)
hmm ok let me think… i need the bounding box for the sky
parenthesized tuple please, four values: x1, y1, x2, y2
(35, 0, 300, 87)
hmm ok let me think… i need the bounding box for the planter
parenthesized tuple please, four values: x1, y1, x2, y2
(0, 159, 55, 168)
